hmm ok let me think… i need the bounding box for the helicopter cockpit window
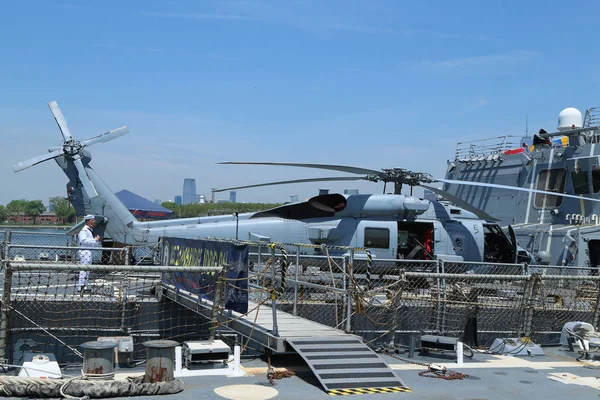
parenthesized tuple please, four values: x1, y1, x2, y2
(483, 224, 514, 263)
(571, 169, 590, 195)
(534, 168, 566, 208)
(364, 228, 389, 249)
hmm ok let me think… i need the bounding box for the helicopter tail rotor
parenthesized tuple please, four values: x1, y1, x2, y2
(13, 101, 129, 199)
(13, 148, 64, 172)
(48, 100, 74, 142)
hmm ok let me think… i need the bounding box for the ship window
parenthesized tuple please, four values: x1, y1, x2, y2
(364, 228, 390, 249)
(593, 166, 600, 193)
(534, 169, 566, 208)
(571, 170, 590, 194)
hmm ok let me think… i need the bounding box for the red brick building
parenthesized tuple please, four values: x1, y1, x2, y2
(7, 212, 59, 224)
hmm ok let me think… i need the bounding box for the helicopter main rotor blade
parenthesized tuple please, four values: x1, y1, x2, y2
(81, 126, 129, 147)
(219, 161, 383, 176)
(436, 178, 600, 203)
(13, 149, 64, 173)
(73, 157, 98, 197)
(212, 176, 366, 193)
(421, 184, 500, 221)
(48, 101, 74, 142)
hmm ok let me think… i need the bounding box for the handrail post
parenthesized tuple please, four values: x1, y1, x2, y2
(0, 262, 12, 362)
(342, 255, 347, 330)
(593, 280, 600, 329)
(4, 231, 11, 263)
(435, 260, 442, 333)
(440, 260, 447, 333)
(120, 277, 129, 333)
(257, 245, 262, 286)
(270, 246, 279, 336)
(293, 246, 300, 317)
(345, 250, 354, 333)
(521, 274, 541, 337)
(0, 231, 11, 362)
(210, 266, 226, 340)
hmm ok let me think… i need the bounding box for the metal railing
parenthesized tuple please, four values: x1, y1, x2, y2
(454, 135, 522, 161)
(250, 249, 600, 348)
(584, 107, 600, 128)
(2, 229, 600, 365)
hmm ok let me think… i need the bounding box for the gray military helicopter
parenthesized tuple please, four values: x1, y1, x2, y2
(13, 101, 590, 265)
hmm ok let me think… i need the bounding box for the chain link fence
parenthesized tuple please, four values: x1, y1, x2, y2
(0, 230, 220, 368)
(249, 246, 600, 349)
(2, 229, 600, 368)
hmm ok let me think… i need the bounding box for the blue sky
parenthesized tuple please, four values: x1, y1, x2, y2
(2, 0, 600, 206)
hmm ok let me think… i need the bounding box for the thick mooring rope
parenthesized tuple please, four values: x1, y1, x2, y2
(0, 375, 184, 398)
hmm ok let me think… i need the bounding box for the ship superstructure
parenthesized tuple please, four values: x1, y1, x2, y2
(444, 107, 600, 268)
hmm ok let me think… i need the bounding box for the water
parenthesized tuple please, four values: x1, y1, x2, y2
(0, 228, 156, 264)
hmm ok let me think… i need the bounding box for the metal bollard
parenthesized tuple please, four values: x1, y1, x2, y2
(81, 341, 118, 377)
(143, 340, 178, 383)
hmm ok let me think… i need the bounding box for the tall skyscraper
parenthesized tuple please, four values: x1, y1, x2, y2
(182, 178, 197, 205)
(174, 195, 182, 205)
(230, 191, 237, 203)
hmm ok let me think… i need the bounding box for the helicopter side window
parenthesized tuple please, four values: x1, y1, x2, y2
(534, 168, 566, 208)
(571, 170, 590, 195)
(364, 228, 389, 249)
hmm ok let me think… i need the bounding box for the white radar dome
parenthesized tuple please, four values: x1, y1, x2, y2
(557, 107, 583, 131)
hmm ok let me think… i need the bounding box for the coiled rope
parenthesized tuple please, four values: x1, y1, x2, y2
(0, 375, 184, 398)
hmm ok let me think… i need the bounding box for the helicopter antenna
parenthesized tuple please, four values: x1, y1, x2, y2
(525, 114, 529, 138)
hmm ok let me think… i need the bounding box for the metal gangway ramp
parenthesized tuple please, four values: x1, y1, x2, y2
(161, 284, 409, 395)
(287, 337, 410, 396)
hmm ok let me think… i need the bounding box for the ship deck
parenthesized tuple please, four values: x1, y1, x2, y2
(14, 344, 595, 400)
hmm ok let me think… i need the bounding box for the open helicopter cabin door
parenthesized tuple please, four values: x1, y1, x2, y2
(397, 222, 434, 260)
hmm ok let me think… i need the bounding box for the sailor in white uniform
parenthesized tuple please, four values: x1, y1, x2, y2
(77, 214, 102, 292)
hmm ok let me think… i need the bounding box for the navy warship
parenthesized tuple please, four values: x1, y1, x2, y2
(443, 106, 600, 268)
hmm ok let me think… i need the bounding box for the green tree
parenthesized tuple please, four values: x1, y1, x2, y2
(0, 205, 6, 223)
(50, 197, 76, 224)
(6, 199, 28, 222)
(25, 200, 46, 224)
(161, 201, 181, 218)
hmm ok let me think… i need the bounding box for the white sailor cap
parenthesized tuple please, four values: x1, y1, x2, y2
(84, 214, 95, 221)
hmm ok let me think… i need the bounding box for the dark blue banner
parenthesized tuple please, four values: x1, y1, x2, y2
(161, 237, 248, 313)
